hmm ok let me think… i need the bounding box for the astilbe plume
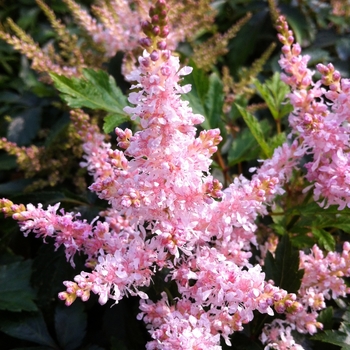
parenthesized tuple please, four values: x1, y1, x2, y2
(276, 15, 350, 209)
(3, 4, 350, 349)
(0, 2, 306, 348)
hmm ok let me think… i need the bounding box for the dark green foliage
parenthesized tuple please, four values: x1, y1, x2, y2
(0, 259, 37, 312)
(50, 69, 129, 133)
(182, 61, 227, 141)
(264, 235, 304, 294)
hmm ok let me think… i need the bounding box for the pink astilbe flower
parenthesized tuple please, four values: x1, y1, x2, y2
(62, 0, 216, 75)
(277, 15, 350, 209)
(299, 243, 350, 300)
(138, 293, 222, 350)
(1, 5, 337, 349)
(260, 319, 305, 350)
(62, 0, 144, 58)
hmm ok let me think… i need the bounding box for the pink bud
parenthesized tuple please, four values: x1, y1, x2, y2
(160, 25, 169, 38)
(139, 37, 152, 48)
(140, 57, 151, 67)
(150, 50, 159, 61)
(157, 40, 167, 50)
(333, 71, 341, 81)
(152, 15, 159, 24)
(153, 25, 160, 36)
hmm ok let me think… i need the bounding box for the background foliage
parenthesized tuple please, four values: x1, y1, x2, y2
(1, 0, 350, 349)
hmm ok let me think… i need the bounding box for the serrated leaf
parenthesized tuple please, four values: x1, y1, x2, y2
(235, 104, 272, 158)
(0, 313, 58, 348)
(268, 132, 287, 151)
(255, 73, 292, 121)
(264, 235, 304, 293)
(0, 260, 37, 312)
(181, 60, 209, 116)
(50, 68, 128, 116)
(55, 303, 87, 350)
(312, 328, 350, 349)
(204, 72, 225, 133)
(317, 307, 334, 330)
(228, 120, 270, 166)
(103, 113, 130, 133)
(311, 227, 335, 251)
(287, 202, 350, 217)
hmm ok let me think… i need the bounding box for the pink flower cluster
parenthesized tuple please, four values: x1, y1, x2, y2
(277, 15, 350, 209)
(2, 6, 350, 350)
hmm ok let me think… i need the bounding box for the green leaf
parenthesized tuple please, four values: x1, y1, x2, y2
(0, 260, 37, 312)
(312, 328, 350, 349)
(31, 245, 79, 309)
(0, 313, 58, 348)
(311, 227, 335, 251)
(182, 64, 226, 139)
(227, 12, 267, 73)
(235, 104, 272, 158)
(264, 235, 304, 293)
(228, 120, 270, 166)
(181, 62, 211, 124)
(255, 72, 292, 121)
(203, 72, 225, 133)
(103, 113, 130, 133)
(0, 179, 34, 195)
(55, 303, 87, 350)
(317, 307, 334, 330)
(50, 68, 129, 120)
(268, 132, 287, 152)
(181, 60, 209, 117)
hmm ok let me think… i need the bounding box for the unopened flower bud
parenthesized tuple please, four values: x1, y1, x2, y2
(160, 25, 169, 38)
(316, 63, 328, 74)
(327, 63, 334, 70)
(156, 0, 167, 11)
(140, 57, 151, 67)
(332, 71, 341, 81)
(153, 25, 160, 36)
(150, 50, 159, 61)
(141, 20, 152, 35)
(149, 5, 156, 17)
(159, 9, 167, 19)
(139, 37, 152, 48)
(157, 40, 167, 50)
(152, 15, 159, 24)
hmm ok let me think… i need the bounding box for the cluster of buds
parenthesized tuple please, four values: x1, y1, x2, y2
(139, 0, 169, 61)
(316, 62, 341, 91)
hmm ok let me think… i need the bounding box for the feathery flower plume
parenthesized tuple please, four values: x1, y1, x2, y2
(4, 4, 350, 350)
(277, 15, 350, 209)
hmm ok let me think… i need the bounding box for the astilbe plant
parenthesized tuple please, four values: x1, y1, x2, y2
(0, 0, 217, 191)
(2, 2, 350, 349)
